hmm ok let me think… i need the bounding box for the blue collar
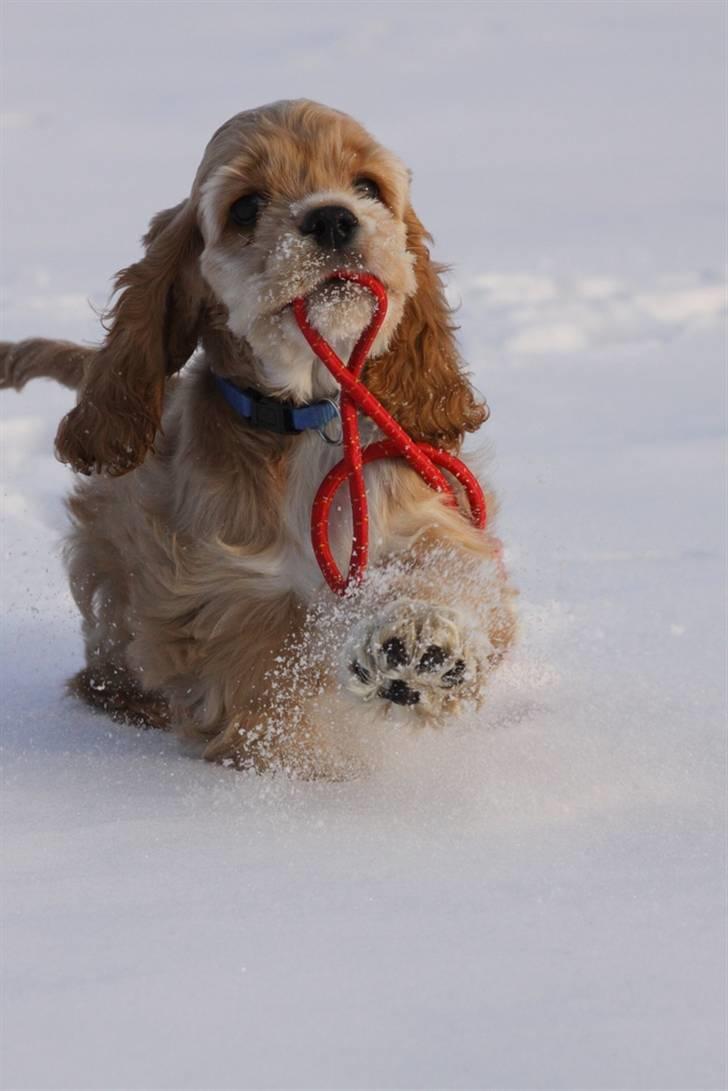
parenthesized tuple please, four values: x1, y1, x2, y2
(214, 374, 338, 435)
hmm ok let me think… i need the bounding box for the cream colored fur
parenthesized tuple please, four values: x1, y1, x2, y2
(0, 99, 515, 777)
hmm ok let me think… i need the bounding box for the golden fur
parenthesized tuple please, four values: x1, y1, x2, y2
(1, 100, 515, 777)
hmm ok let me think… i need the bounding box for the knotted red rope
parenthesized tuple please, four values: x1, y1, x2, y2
(292, 271, 486, 595)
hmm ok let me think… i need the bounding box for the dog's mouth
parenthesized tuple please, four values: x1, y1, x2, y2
(271, 270, 386, 321)
(296, 277, 382, 346)
(307, 275, 378, 309)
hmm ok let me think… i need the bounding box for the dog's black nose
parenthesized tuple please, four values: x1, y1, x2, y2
(299, 205, 359, 251)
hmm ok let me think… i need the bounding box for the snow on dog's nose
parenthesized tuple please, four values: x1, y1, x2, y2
(299, 205, 359, 251)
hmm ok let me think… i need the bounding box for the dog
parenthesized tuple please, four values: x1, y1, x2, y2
(1, 99, 515, 776)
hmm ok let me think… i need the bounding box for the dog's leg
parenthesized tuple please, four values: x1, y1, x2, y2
(200, 671, 367, 780)
(127, 582, 337, 773)
(61, 489, 172, 727)
(340, 496, 516, 719)
(69, 663, 170, 729)
(202, 698, 366, 780)
(190, 594, 369, 779)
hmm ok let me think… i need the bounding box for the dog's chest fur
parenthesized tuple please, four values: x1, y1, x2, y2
(163, 372, 394, 603)
(280, 422, 391, 600)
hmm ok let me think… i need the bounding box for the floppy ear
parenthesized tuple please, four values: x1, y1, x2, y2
(55, 199, 203, 475)
(364, 206, 487, 451)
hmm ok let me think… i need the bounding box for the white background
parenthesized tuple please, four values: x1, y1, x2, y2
(1, 2, 726, 1089)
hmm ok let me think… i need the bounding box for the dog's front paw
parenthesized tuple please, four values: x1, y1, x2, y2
(344, 600, 479, 716)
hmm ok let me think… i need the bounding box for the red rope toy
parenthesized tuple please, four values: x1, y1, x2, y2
(292, 271, 487, 595)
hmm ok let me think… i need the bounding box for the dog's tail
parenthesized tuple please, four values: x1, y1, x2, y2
(0, 339, 96, 392)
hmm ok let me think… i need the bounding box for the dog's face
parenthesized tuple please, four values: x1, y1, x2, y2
(196, 101, 416, 399)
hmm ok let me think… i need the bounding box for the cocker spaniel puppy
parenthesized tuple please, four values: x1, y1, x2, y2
(1, 100, 515, 776)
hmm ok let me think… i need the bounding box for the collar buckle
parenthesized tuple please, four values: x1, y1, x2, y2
(214, 373, 339, 435)
(247, 393, 297, 434)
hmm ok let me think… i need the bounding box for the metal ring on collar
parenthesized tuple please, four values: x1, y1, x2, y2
(317, 399, 343, 445)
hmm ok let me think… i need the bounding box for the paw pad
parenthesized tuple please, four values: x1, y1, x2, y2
(381, 636, 410, 668)
(441, 658, 467, 687)
(378, 679, 420, 706)
(343, 601, 478, 714)
(416, 644, 447, 673)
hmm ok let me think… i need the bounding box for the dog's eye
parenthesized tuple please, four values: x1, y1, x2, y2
(230, 193, 265, 227)
(353, 177, 381, 202)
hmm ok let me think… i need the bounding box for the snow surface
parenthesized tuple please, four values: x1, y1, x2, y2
(1, 2, 726, 1089)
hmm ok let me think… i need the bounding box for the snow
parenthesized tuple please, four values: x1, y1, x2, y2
(1, 2, 726, 1088)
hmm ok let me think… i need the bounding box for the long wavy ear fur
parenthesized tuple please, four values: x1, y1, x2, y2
(55, 200, 203, 475)
(364, 207, 487, 451)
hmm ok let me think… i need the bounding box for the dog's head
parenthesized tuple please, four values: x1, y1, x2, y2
(197, 101, 417, 403)
(56, 100, 486, 475)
